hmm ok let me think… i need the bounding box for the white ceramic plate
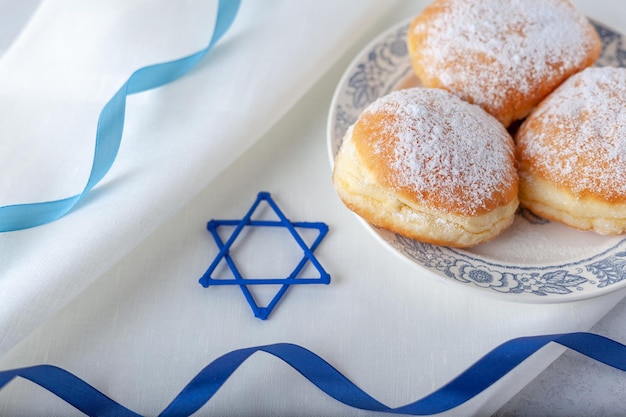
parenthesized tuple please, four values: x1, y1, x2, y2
(327, 19, 626, 302)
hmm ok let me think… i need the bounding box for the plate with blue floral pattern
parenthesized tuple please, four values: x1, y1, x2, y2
(327, 19, 626, 302)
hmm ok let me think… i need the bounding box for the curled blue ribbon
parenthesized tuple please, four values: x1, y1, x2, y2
(1, 332, 625, 416)
(0, 0, 240, 232)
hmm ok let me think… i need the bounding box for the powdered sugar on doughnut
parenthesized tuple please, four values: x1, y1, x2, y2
(517, 67, 626, 200)
(360, 88, 516, 215)
(411, 0, 597, 117)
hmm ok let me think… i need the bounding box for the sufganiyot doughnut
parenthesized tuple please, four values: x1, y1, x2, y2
(407, 0, 601, 127)
(332, 88, 519, 247)
(516, 67, 626, 234)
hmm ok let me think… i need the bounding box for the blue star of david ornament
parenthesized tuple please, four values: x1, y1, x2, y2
(199, 192, 330, 320)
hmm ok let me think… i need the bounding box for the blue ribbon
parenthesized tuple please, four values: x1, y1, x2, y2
(1, 332, 625, 416)
(0, 0, 240, 232)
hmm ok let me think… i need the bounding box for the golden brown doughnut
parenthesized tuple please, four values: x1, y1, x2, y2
(407, 0, 601, 127)
(332, 88, 519, 248)
(516, 67, 626, 235)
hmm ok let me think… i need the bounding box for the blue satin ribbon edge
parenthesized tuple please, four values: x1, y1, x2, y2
(0, 332, 625, 416)
(0, 0, 241, 232)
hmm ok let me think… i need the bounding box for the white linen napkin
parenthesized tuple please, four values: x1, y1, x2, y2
(1, 51, 624, 413)
(0, 0, 402, 355)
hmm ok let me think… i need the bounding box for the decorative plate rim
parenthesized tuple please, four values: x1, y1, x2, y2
(327, 18, 626, 303)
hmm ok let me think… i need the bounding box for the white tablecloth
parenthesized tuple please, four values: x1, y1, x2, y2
(0, 1, 625, 416)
